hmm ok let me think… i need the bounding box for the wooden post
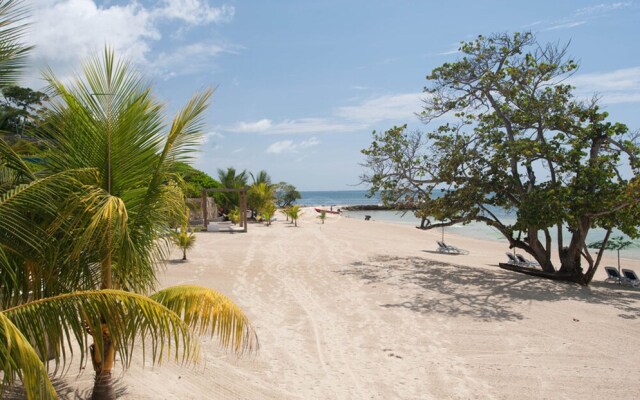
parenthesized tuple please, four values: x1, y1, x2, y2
(242, 189, 248, 233)
(238, 191, 243, 228)
(202, 189, 208, 228)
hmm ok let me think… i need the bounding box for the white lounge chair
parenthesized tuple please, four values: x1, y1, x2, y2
(437, 241, 468, 255)
(604, 266, 622, 284)
(621, 269, 640, 287)
(516, 254, 539, 268)
(505, 252, 520, 265)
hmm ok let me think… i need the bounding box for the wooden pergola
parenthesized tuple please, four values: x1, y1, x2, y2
(201, 188, 248, 232)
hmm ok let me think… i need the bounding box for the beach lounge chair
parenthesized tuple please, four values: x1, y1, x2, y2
(604, 267, 622, 284)
(516, 254, 539, 268)
(437, 241, 469, 255)
(621, 269, 640, 287)
(505, 252, 520, 265)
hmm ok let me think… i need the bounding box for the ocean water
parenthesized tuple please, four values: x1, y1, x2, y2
(298, 190, 640, 261)
(298, 190, 380, 206)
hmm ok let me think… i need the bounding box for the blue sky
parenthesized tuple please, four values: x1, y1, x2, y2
(24, 1, 640, 190)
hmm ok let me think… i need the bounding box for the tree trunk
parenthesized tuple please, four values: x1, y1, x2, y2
(90, 326, 116, 400)
(91, 370, 115, 400)
(182, 248, 187, 260)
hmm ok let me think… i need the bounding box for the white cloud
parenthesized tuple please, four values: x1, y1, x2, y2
(230, 119, 273, 133)
(266, 137, 320, 154)
(570, 67, 640, 104)
(155, 1, 234, 25)
(266, 140, 295, 154)
(151, 41, 241, 78)
(199, 130, 225, 144)
(337, 93, 423, 123)
(23, 0, 236, 87)
(544, 20, 587, 31)
(435, 44, 460, 56)
(28, 1, 157, 67)
(299, 137, 320, 148)
(576, 2, 632, 15)
(229, 117, 366, 135)
(536, 1, 632, 31)
(226, 92, 424, 135)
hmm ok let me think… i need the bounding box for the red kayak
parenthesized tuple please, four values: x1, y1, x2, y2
(314, 208, 340, 214)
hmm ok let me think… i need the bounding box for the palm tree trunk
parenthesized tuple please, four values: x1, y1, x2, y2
(91, 325, 116, 400)
(183, 248, 187, 260)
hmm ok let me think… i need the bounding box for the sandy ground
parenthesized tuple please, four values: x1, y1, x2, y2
(54, 208, 640, 399)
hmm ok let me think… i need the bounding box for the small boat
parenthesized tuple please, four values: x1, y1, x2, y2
(314, 208, 340, 214)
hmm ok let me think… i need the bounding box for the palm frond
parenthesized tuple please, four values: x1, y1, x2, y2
(0, 0, 31, 88)
(151, 285, 258, 354)
(0, 136, 35, 187)
(0, 169, 100, 256)
(162, 88, 213, 165)
(3, 290, 199, 379)
(0, 312, 57, 400)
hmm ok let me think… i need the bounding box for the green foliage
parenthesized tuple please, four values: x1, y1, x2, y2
(0, 1, 30, 89)
(361, 32, 640, 285)
(0, 85, 49, 135)
(318, 210, 326, 224)
(248, 181, 274, 216)
(274, 181, 301, 207)
(286, 204, 302, 227)
(227, 207, 241, 224)
(260, 201, 276, 226)
(0, 46, 258, 398)
(171, 209, 196, 260)
(216, 167, 248, 210)
(250, 170, 271, 186)
(173, 162, 221, 198)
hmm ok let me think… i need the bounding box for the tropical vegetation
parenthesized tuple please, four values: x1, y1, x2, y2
(216, 166, 248, 211)
(274, 181, 301, 207)
(173, 162, 221, 198)
(171, 209, 197, 260)
(0, 3, 257, 397)
(361, 31, 640, 285)
(284, 204, 303, 227)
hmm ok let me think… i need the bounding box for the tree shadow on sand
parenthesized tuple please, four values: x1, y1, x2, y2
(338, 256, 640, 322)
(3, 376, 129, 399)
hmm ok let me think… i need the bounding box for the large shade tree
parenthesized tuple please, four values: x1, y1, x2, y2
(0, 40, 257, 400)
(274, 181, 301, 208)
(361, 32, 640, 285)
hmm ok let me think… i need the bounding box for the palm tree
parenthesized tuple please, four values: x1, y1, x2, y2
(288, 204, 302, 227)
(318, 210, 326, 224)
(260, 201, 276, 226)
(248, 181, 274, 218)
(0, 0, 30, 89)
(0, 48, 257, 399)
(250, 169, 271, 186)
(216, 167, 247, 210)
(171, 209, 196, 260)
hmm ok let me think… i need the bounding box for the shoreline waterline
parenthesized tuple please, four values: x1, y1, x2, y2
(299, 190, 640, 262)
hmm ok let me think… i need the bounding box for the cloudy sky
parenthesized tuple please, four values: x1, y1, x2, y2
(23, 1, 640, 190)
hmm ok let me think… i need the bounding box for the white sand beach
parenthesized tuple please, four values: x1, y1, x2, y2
(61, 207, 640, 399)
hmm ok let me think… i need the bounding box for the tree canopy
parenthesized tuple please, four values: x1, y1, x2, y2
(361, 32, 640, 285)
(173, 162, 221, 198)
(274, 181, 301, 208)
